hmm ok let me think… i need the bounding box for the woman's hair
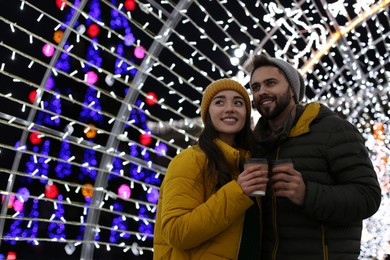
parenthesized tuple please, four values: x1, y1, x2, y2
(197, 109, 254, 190)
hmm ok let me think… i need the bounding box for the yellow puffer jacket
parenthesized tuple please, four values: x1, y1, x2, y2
(153, 139, 254, 259)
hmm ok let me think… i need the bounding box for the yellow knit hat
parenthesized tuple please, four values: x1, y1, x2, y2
(201, 78, 251, 123)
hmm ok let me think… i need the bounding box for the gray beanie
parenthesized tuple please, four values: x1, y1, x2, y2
(271, 58, 305, 103)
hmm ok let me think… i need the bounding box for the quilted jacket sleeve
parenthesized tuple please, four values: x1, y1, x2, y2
(303, 118, 381, 224)
(159, 147, 253, 250)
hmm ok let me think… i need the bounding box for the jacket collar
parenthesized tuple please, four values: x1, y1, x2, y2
(214, 138, 250, 170)
(289, 102, 321, 137)
(253, 102, 322, 152)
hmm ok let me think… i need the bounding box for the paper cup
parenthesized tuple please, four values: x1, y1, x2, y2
(244, 158, 268, 196)
(270, 159, 293, 174)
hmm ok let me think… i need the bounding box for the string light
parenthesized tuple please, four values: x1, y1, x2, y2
(0, 0, 389, 259)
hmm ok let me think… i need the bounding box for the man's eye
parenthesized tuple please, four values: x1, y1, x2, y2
(267, 81, 276, 87)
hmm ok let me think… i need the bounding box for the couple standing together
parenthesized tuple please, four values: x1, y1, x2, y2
(153, 54, 382, 260)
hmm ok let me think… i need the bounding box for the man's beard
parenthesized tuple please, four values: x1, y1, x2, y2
(257, 88, 292, 120)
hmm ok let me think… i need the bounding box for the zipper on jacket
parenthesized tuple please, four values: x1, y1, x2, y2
(236, 215, 244, 260)
(236, 149, 244, 260)
(271, 194, 278, 260)
(271, 148, 280, 260)
(321, 224, 328, 260)
(257, 196, 263, 259)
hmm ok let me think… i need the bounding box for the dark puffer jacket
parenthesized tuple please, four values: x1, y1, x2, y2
(254, 102, 381, 260)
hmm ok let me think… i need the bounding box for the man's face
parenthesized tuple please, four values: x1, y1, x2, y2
(250, 66, 295, 120)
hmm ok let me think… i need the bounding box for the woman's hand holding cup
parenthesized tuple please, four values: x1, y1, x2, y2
(238, 158, 269, 196)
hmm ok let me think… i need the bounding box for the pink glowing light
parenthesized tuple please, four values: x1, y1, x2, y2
(2, 194, 15, 208)
(85, 71, 98, 84)
(134, 46, 145, 59)
(42, 43, 55, 57)
(13, 199, 24, 212)
(118, 184, 131, 199)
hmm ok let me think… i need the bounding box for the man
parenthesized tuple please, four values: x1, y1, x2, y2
(249, 54, 381, 260)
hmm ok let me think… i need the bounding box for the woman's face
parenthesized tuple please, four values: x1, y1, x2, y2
(208, 90, 247, 146)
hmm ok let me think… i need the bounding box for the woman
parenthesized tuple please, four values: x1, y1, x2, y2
(153, 78, 266, 259)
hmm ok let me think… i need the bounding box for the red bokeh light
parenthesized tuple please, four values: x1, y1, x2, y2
(28, 90, 37, 104)
(6, 251, 17, 260)
(55, 0, 67, 9)
(45, 183, 59, 199)
(140, 133, 152, 146)
(29, 131, 43, 145)
(87, 24, 100, 38)
(145, 92, 157, 105)
(124, 0, 136, 11)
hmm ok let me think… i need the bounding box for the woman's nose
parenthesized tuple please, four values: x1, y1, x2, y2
(224, 102, 235, 112)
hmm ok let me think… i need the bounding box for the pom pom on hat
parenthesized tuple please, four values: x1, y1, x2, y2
(270, 58, 306, 103)
(201, 78, 251, 123)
